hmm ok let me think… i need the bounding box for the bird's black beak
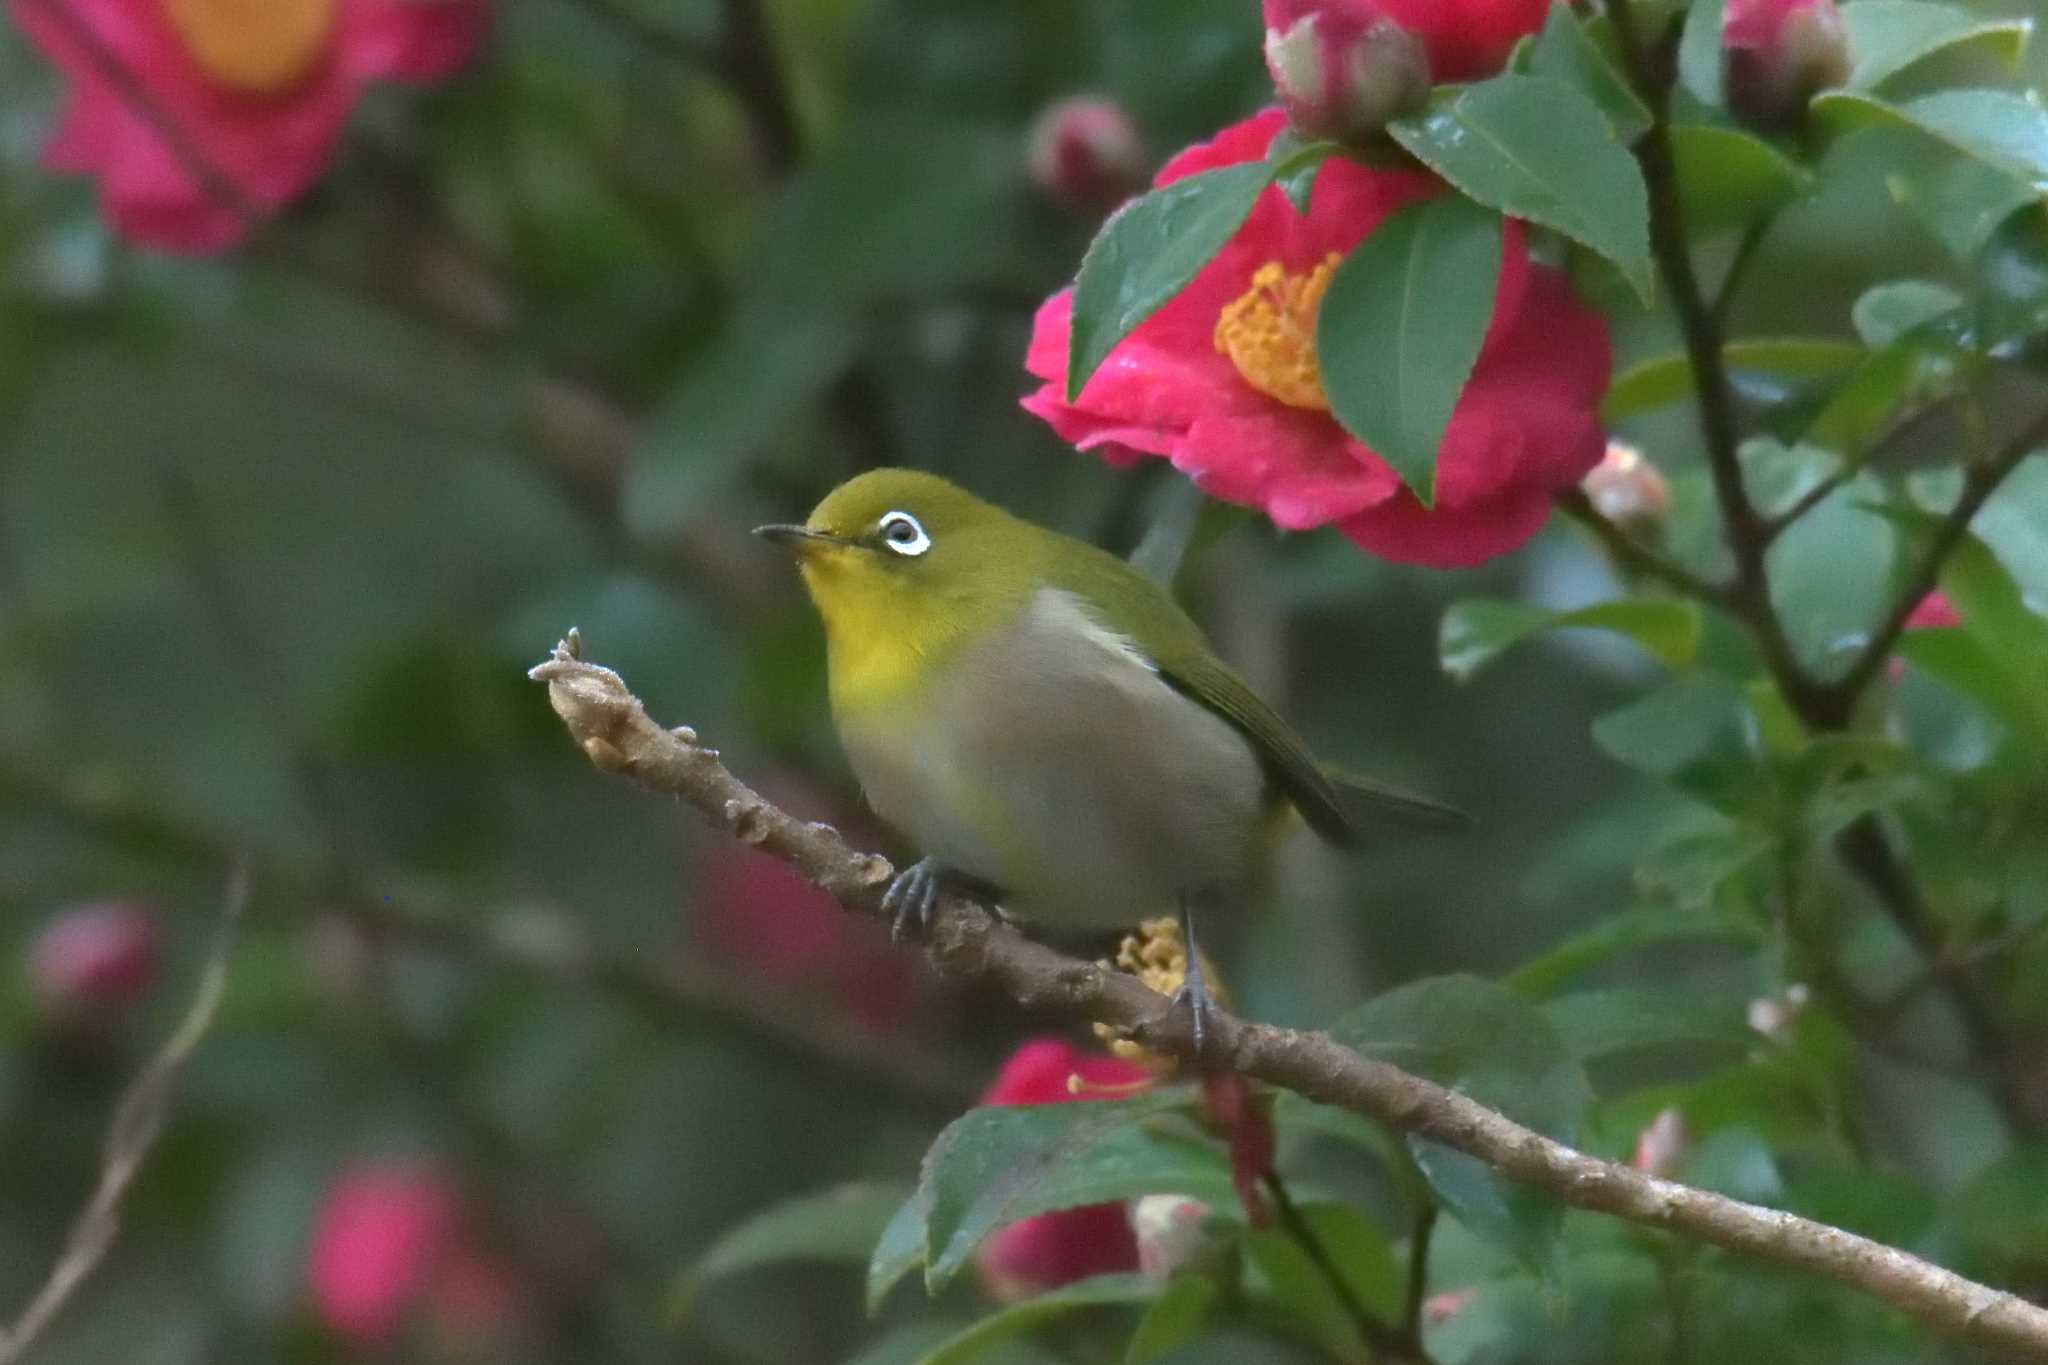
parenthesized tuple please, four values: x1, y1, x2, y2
(752, 524, 839, 549)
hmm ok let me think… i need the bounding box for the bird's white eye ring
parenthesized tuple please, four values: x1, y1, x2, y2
(877, 510, 931, 557)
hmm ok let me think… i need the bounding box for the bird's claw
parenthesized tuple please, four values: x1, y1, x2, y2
(881, 857, 946, 942)
(1169, 978, 1221, 1061)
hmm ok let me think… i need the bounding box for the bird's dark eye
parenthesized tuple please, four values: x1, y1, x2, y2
(877, 510, 931, 557)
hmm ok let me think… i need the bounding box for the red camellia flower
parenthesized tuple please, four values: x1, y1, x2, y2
(28, 899, 161, 1020)
(1026, 95, 1148, 210)
(1722, 0, 1850, 129)
(1023, 109, 1612, 569)
(9, 0, 490, 254)
(974, 1038, 1153, 1301)
(306, 1164, 461, 1346)
(1373, 0, 1548, 81)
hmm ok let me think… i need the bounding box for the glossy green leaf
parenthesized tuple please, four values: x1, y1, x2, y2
(1242, 1213, 1392, 1361)
(1527, 3, 1653, 142)
(1677, 0, 1728, 108)
(1603, 338, 1863, 421)
(1266, 128, 1338, 216)
(1842, 1, 2032, 92)
(1769, 468, 1897, 674)
(1331, 976, 1590, 1270)
(1124, 1274, 1219, 1364)
(1851, 279, 1964, 347)
(1542, 988, 1755, 1062)
(1066, 163, 1272, 399)
(1317, 195, 1503, 503)
(918, 1093, 1236, 1291)
(1439, 597, 1702, 683)
(1816, 89, 2048, 188)
(1898, 533, 2048, 752)
(1504, 906, 1763, 997)
(915, 1275, 1159, 1365)
(868, 1191, 930, 1313)
(1669, 124, 1814, 235)
(675, 1181, 910, 1319)
(1592, 674, 1758, 803)
(1388, 75, 1654, 299)
(1887, 154, 2039, 260)
(1635, 819, 1778, 910)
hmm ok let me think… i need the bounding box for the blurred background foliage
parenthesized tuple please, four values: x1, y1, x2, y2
(2, 0, 2048, 1362)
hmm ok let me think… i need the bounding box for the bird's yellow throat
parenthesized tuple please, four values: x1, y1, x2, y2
(794, 543, 987, 712)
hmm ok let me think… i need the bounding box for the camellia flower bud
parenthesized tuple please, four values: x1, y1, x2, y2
(1026, 96, 1148, 209)
(1631, 1107, 1690, 1178)
(1747, 982, 1811, 1041)
(1723, 0, 1851, 132)
(1581, 440, 1671, 534)
(307, 1165, 461, 1347)
(1262, 0, 1430, 143)
(1128, 1194, 1225, 1280)
(29, 900, 161, 1022)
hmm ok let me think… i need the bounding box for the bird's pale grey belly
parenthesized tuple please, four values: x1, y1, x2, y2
(839, 588, 1266, 928)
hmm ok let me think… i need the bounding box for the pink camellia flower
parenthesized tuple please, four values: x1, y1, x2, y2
(9, 0, 490, 254)
(1027, 96, 1147, 210)
(1023, 109, 1612, 569)
(695, 774, 919, 1033)
(1630, 1107, 1689, 1178)
(1723, 0, 1850, 130)
(974, 1038, 1154, 1301)
(307, 1164, 461, 1347)
(1905, 592, 1960, 631)
(1262, 0, 1429, 142)
(28, 900, 161, 1020)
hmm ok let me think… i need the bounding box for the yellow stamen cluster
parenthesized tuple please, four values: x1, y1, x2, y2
(1090, 916, 1231, 1076)
(1212, 254, 1341, 411)
(164, 0, 337, 95)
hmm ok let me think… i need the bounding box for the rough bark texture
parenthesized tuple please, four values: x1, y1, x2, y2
(532, 635, 2048, 1361)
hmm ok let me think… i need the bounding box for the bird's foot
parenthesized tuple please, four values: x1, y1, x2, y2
(1168, 974, 1222, 1063)
(881, 857, 948, 942)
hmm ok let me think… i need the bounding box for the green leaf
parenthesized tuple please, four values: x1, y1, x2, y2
(1851, 280, 1965, 347)
(1899, 533, 2048, 752)
(1602, 339, 1862, 421)
(1591, 674, 1758, 800)
(1130, 478, 1248, 588)
(1542, 988, 1755, 1063)
(1527, 3, 1653, 142)
(1125, 1275, 1219, 1364)
(1842, 1, 2032, 92)
(1677, 0, 1728, 109)
(628, 303, 860, 542)
(1635, 819, 1777, 910)
(918, 1094, 1237, 1291)
(1066, 163, 1273, 399)
(1815, 89, 2048, 187)
(1765, 466, 1897, 672)
(1504, 906, 1763, 997)
(1439, 598, 1702, 683)
(1388, 75, 1655, 300)
(1669, 124, 1813, 236)
(1241, 1225, 1363, 1360)
(1317, 195, 1503, 503)
(1887, 154, 2039, 260)
(868, 1191, 930, 1313)
(675, 1181, 910, 1320)
(914, 1275, 1159, 1365)
(1266, 128, 1338, 217)
(1331, 976, 1591, 1270)
(1803, 334, 1966, 460)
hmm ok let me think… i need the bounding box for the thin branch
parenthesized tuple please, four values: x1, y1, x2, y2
(1810, 408, 2048, 722)
(1711, 217, 1772, 329)
(1400, 1199, 1438, 1348)
(0, 862, 249, 1365)
(0, 767, 978, 1116)
(1554, 488, 1733, 604)
(1264, 1171, 1426, 1363)
(1756, 463, 1856, 548)
(530, 635, 2048, 1361)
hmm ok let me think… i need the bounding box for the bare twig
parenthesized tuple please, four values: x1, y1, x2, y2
(0, 863, 249, 1365)
(530, 635, 2048, 1361)
(1554, 489, 1733, 604)
(1264, 1171, 1424, 1362)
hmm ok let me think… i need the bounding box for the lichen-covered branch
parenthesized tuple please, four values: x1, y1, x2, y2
(531, 633, 2048, 1361)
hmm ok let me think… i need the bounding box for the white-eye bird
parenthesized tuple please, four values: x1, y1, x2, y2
(756, 469, 1464, 1048)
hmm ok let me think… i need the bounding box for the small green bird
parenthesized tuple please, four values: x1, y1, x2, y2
(756, 469, 1463, 1048)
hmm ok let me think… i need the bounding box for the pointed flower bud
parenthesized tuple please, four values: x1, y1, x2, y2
(1262, 0, 1429, 143)
(1723, 0, 1851, 132)
(1581, 440, 1671, 533)
(1128, 1194, 1225, 1280)
(29, 900, 161, 1023)
(1026, 96, 1148, 209)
